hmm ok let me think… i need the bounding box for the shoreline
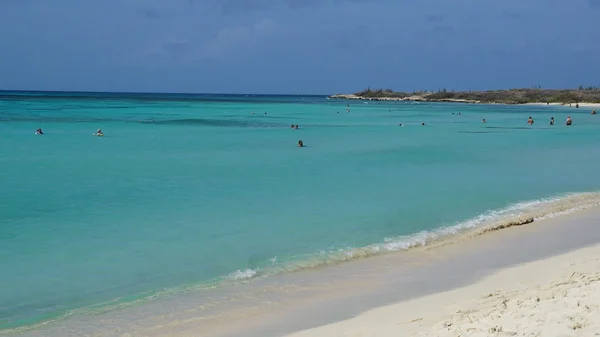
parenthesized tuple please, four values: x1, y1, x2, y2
(287, 241, 600, 337)
(15, 195, 600, 337)
(256, 207, 600, 337)
(328, 93, 600, 108)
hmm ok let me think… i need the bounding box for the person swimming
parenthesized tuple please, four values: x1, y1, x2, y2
(527, 117, 534, 125)
(35, 128, 43, 135)
(482, 118, 486, 123)
(298, 140, 304, 147)
(592, 109, 597, 115)
(421, 122, 425, 126)
(95, 129, 104, 136)
(566, 116, 572, 126)
(295, 124, 299, 129)
(550, 117, 555, 126)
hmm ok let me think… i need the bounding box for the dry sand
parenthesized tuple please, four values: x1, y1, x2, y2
(527, 102, 600, 109)
(286, 243, 600, 337)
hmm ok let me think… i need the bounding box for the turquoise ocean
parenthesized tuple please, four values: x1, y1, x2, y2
(2, 91, 600, 333)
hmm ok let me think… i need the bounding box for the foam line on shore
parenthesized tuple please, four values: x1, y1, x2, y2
(4, 192, 600, 334)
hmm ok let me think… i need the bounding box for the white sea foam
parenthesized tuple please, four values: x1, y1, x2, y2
(372, 192, 600, 253)
(251, 192, 600, 277)
(228, 268, 258, 281)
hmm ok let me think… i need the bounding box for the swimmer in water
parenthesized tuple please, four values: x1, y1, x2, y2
(295, 124, 299, 129)
(527, 117, 534, 125)
(95, 129, 104, 136)
(482, 118, 486, 123)
(566, 116, 572, 126)
(35, 128, 43, 135)
(550, 117, 554, 126)
(298, 140, 304, 147)
(399, 123, 404, 127)
(592, 109, 597, 115)
(421, 122, 425, 126)
(290, 124, 295, 129)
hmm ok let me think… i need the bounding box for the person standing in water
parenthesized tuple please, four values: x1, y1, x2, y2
(298, 140, 304, 147)
(482, 118, 486, 123)
(566, 116, 572, 126)
(527, 117, 534, 125)
(550, 117, 555, 126)
(35, 128, 43, 135)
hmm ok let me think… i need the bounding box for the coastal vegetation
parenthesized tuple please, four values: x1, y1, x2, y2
(333, 87, 600, 104)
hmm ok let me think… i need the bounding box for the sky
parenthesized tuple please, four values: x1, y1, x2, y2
(0, 0, 599, 94)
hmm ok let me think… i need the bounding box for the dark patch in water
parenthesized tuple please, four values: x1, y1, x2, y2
(1, 116, 125, 123)
(26, 108, 64, 111)
(484, 126, 532, 130)
(458, 131, 504, 134)
(0, 91, 325, 105)
(151, 118, 282, 128)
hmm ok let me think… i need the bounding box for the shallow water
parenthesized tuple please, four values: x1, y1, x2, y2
(1, 92, 599, 332)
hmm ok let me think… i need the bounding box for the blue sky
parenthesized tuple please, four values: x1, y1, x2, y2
(1, 0, 599, 94)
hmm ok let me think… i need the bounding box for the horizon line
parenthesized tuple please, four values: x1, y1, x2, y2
(0, 89, 330, 97)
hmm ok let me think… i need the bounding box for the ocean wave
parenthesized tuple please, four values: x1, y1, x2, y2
(155, 118, 283, 128)
(4, 192, 600, 334)
(235, 192, 600, 279)
(228, 268, 258, 281)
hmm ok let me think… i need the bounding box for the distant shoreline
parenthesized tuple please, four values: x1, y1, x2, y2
(329, 88, 600, 107)
(329, 93, 482, 103)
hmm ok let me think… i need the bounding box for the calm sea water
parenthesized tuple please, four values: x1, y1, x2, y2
(1, 91, 600, 332)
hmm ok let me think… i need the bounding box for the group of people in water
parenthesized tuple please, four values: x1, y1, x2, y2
(35, 128, 104, 136)
(290, 125, 303, 146)
(297, 107, 598, 147)
(527, 116, 573, 126)
(34, 107, 596, 149)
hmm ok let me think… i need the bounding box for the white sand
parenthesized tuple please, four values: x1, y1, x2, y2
(286, 243, 600, 337)
(527, 102, 600, 109)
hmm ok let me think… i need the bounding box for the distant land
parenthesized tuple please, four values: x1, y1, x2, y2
(329, 87, 600, 105)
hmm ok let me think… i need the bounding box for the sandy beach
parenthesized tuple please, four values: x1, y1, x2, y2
(526, 102, 600, 109)
(287, 244, 600, 337)
(329, 94, 600, 108)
